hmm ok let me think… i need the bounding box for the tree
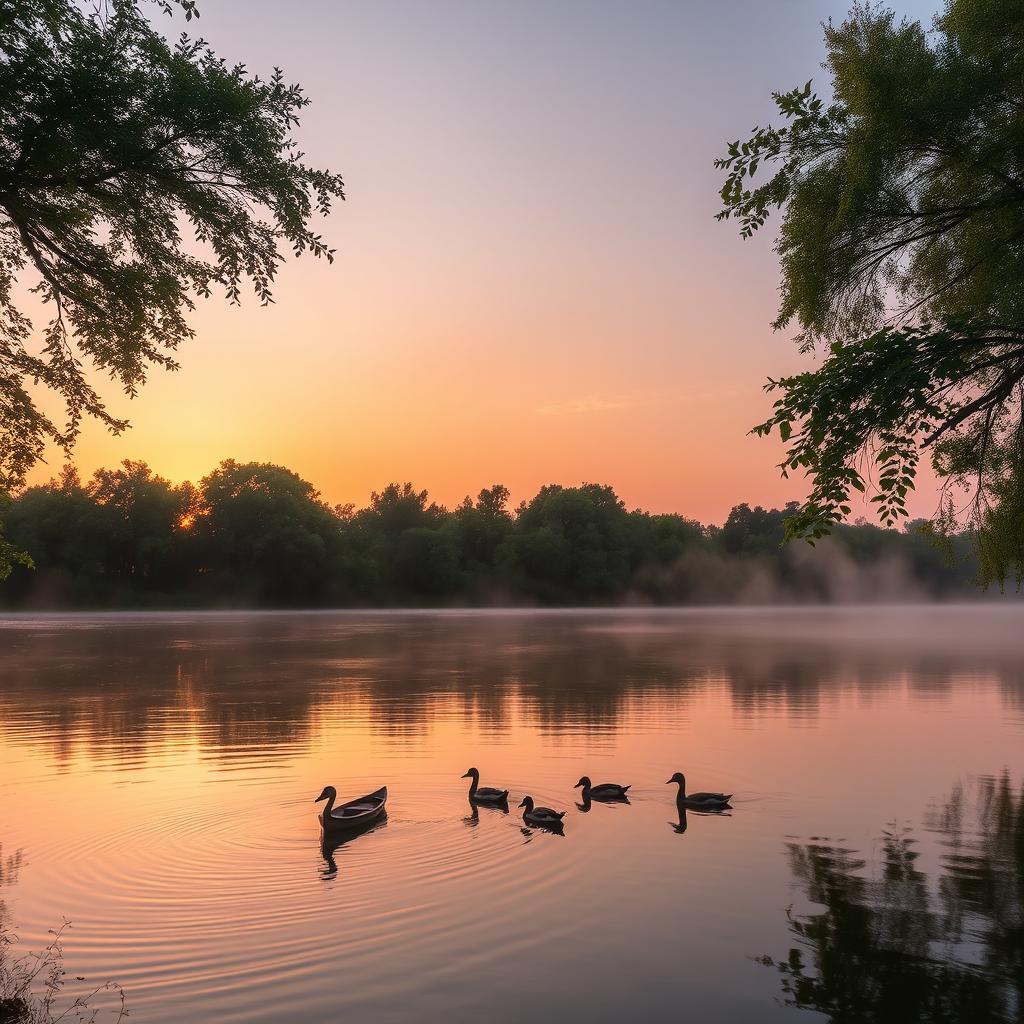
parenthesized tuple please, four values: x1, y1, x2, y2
(196, 460, 341, 604)
(2, 465, 115, 602)
(358, 483, 444, 536)
(0, 461, 986, 607)
(451, 484, 513, 577)
(502, 484, 632, 602)
(0, 497, 32, 581)
(88, 459, 197, 585)
(719, 502, 798, 556)
(0, 0, 343, 530)
(717, 0, 1024, 586)
(393, 527, 461, 598)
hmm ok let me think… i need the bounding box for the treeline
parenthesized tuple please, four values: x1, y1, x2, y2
(0, 459, 986, 608)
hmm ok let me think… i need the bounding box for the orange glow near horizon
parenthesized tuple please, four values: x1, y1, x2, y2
(24, 0, 942, 524)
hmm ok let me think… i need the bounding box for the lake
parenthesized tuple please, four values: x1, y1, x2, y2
(1, 608, 1022, 1023)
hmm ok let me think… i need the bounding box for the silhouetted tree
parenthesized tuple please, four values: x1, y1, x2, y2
(196, 460, 341, 604)
(0, 0, 343, 575)
(88, 460, 197, 587)
(500, 484, 633, 602)
(3, 466, 116, 604)
(393, 527, 461, 598)
(718, 0, 1024, 586)
(628, 511, 705, 565)
(720, 502, 797, 556)
(358, 483, 444, 536)
(0, 461, 987, 608)
(451, 485, 514, 582)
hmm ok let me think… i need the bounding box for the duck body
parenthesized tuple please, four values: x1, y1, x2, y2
(666, 772, 732, 810)
(518, 795, 566, 827)
(462, 767, 509, 804)
(315, 784, 389, 831)
(574, 776, 630, 801)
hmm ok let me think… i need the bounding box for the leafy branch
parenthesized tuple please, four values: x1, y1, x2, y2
(0, 0, 344, 491)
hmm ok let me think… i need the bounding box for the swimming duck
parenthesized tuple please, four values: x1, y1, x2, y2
(315, 784, 388, 829)
(461, 767, 509, 804)
(666, 772, 732, 810)
(574, 776, 630, 801)
(518, 795, 566, 827)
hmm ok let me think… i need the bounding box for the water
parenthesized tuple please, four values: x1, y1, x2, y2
(1, 608, 1022, 1023)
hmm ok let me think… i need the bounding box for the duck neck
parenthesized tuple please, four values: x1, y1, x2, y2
(675, 780, 687, 801)
(467, 774, 478, 798)
(580, 782, 591, 800)
(322, 790, 336, 819)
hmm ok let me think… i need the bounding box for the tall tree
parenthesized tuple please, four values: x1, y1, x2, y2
(503, 484, 632, 602)
(717, 0, 1024, 586)
(2, 465, 114, 603)
(88, 459, 197, 584)
(196, 460, 341, 604)
(0, 0, 343, 574)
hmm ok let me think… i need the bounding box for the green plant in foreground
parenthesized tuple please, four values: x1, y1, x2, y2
(0, 924, 124, 1024)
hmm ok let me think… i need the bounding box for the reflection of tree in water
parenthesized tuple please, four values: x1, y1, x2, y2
(762, 776, 1023, 1023)
(2, 611, 1024, 764)
(0, 846, 22, 928)
(928, 776, 1024, 1007)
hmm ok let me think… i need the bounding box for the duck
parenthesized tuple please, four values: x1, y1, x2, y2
(461, 767, 509, 804)
(574, 775, 630, 801)
(666, 772, 732, 810)
(314, 784, 388, 831)
(518, 795, 566, 827)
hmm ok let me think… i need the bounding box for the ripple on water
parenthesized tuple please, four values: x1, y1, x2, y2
(16, 780, 590, 1017)
(7, 609, 1023, 1024)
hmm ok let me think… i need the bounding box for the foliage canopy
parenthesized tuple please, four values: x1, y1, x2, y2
(0, 457, 980, 608)
(0, 0, 343, 573)
(717, 0, 1024, 586)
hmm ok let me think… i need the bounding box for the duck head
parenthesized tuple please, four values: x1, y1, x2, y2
(574, 776, 591, 789)
(461, 768, 479, 779)
(518, 796, 534, 811)
(314, 785, 336, 803)
(666, 772, 686, 787)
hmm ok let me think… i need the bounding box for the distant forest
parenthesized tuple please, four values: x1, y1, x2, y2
(0, 459, 997, 609)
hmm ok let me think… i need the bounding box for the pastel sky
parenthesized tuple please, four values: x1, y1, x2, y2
(35, 0, 941, 523)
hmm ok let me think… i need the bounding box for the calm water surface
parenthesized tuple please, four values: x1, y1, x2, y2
(1, 608, 1023, 1023)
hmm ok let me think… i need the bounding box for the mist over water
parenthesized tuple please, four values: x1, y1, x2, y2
(2, 608, 1022, 1023)
(630, 539, 983, 606)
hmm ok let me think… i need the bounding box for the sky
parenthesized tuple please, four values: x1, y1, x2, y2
(34, 0, 942, 523)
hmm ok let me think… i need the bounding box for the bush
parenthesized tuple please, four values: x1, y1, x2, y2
(0, 924, 124, 1024)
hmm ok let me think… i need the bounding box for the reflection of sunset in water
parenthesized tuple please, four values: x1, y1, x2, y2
(2, 608, 1023, 1022)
